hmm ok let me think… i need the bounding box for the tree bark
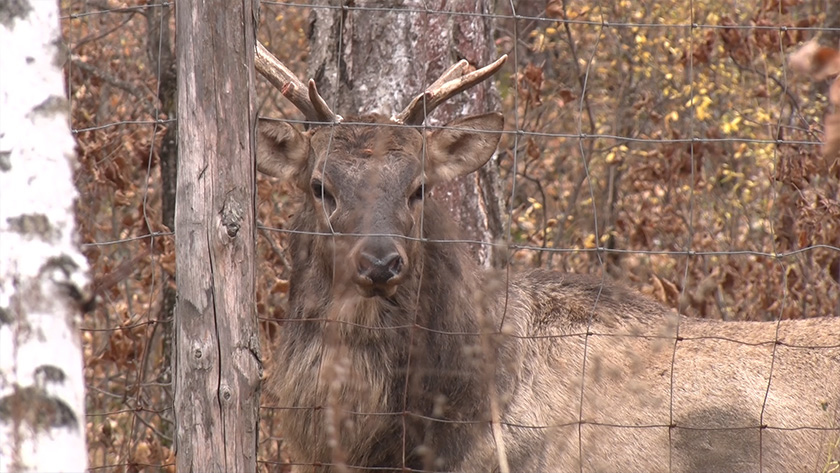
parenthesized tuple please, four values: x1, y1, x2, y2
(174, 0, 261, 471)
(145, 4, 178, 230)
(143, 2, 177, 442)
(308, 0, 505, 267)
(0, 1, 89, 471)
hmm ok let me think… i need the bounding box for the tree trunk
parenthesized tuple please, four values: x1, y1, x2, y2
(174, 0, 261, 471)
(143, 3, 177, 443)
(308, 0, 505, 267)
(0, 1, 89, 471)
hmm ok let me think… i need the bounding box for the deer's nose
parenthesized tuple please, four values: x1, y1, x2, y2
(357, 251, 403, 286)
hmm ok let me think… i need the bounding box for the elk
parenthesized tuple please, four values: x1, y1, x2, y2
(255, 43, 840, 473)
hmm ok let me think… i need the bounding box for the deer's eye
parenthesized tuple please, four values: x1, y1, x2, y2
(409, 185, 425, 205)
(311, 180, 336, 211)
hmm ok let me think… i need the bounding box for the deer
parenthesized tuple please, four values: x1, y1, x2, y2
(254, 42, 840, 473)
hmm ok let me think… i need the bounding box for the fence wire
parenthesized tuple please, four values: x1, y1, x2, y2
(61, 0, 840, 472)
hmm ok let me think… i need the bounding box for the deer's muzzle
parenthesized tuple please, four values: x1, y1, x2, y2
(351, 238, 407, 297)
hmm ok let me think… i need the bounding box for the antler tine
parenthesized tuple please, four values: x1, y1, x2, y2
(308, 80, 342, 124)
(255, 42, 338, 124)
(428, 60, 470, 90)
(394, 54, 508, 125)
(391, 61, 469, 124)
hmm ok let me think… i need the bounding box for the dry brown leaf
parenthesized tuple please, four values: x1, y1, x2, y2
(650, 274, 679, 305)
(137, 441, 152, 462)
(546, 0, 564, 19)
(789, 40, 840, 80)
(830, 76, 840, 106)
(824, 110, 840, 163)
(814, 48, 840, 80)
(790, 42, 840, 166)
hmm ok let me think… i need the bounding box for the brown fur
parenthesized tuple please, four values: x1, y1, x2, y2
(260, 115, 840, 473)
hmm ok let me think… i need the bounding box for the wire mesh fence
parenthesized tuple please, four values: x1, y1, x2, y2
(60, 0, 840, 471)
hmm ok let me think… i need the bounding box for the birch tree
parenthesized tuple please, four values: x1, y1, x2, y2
(0, 1, 90, 471)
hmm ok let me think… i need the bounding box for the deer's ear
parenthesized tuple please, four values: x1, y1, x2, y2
(257, 119, 310, 187)
(425, 112, 504, 185)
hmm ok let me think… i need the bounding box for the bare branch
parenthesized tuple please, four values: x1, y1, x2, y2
(71, 13, 135, 50)
(69, 55, 157, 111)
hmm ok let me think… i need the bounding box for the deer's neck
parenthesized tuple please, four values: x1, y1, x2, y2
(273, 208, 495, 467)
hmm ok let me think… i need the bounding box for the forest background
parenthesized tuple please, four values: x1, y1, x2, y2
(59, 0, 839, 470)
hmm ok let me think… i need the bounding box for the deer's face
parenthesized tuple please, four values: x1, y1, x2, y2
(307, 121, 425, 297)
(258, 113, 503, 298)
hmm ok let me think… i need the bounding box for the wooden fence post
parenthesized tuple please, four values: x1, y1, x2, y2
(174, 0, 261, 470)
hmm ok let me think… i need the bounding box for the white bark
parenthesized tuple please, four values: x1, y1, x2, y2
(0, 1, 90, 472)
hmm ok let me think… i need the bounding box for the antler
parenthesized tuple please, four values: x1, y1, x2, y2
(394, 55, 508, 125)
(255, 42, 339, 124)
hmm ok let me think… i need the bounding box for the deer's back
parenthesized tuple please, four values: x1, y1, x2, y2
(495, 269, 840, 473)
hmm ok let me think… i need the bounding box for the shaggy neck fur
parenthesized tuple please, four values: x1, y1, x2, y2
(269, 195, 490, 470)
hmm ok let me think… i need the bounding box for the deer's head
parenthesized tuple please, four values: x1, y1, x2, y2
(255, 43, 505, 298)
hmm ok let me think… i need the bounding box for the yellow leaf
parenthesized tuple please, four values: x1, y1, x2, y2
(533, 33, 547, 53)
(722, 116, 741, 134)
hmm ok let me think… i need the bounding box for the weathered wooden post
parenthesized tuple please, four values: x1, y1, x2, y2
(174, 0, 261, 470)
